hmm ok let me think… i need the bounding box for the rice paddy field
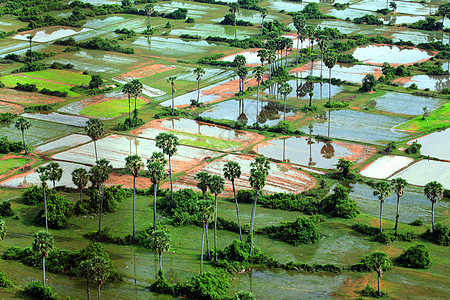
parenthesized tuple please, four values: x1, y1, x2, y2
(0, 0, 449, 299)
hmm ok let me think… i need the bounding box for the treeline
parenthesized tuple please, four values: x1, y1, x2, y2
(55, 37, 135, 54)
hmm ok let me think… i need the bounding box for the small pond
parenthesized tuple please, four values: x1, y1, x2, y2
(264, 80, 343, 101)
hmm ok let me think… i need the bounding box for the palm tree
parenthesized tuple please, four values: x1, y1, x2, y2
(362, 252, 393, 297)
(36, 166, 49, 232)
(284, 37, 293, 68)
(237, 66, 248, 93)
(223, 161, 243, 241)
(324, 53, 337, 104)
(194, 171, 212, 259)
(193, 67, 205, 102)
(208, 175, 225, 262)
(46, 162, 63, 189)
(155, 133, 179, 207)
(293, 13, 306, 65)
(85, 118, 104, 162)
(259, 8, 268, 41)
(249, 157, 270, 255)
(122, 82, 134, 123)
(131, 79, 143, 115)
(424, 181, 444, 233)
(32, 230, 54, 286)
(373, 181, 392, 234)
(279, 82, 293, 121)
(91, 256, 111, 300)
(305, 25, 316, 59)
(72, 168, 89, 202)
(77, 259, 93, 300)
(125, 155, 144, 241)
(253, 66, 265, 122)
(257, 49, 267, 66)
(318, 37, 328, 79)
(438, 4, 450, 43)
(308, 91, 314, 107)
(89, 159, 112, 233)
(391, 178, 408, 234)
(150, 230, 170, 271)
(198, 199, 213, 273)
(229, 3, 239, 43)
(167, 76, 177, 115)
(15, 117, 31, 155)
(266, 50, 276, 82)
(145, 4, 154, 28)
(27, 35, 33, 63)
(147, 153, 167, 230)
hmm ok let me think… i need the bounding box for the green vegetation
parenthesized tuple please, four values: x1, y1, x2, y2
(80, 98, 146, 118)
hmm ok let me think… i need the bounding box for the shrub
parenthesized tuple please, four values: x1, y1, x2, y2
(22, 185, 48, 205)
(0, 112, 16, 124)
(0, 271, 12, 287)
(409, 219, 424, 226)
(320, 184, 360, 218)
(361, 74, 377, 92)
(257, 217, 320, 246)
(181, 269, 231, 300)
(75, 186, 130, 216)
(0, 202, 14, 217)
(324, 101, 349, 108)
(23, 281, 58, 300)
(397, 244, 431, 268)
(83, 227, 125, 245)
(14, 82, 38, 92)
(89, 74, 103, 89)
(422, 223, 450, 246)
(361, 284, 387, 297)
(34, 192, 73, 229)
(165, 8, 188, 19)
(405, 141, 422, 154)
(235, 291, 256, 300)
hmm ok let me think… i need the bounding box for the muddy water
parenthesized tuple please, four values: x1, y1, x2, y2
(370, 92, 443, 115)
(397, 75, 450, 91)
(409, 129, 450, 161)
(352, 45, 432, 65)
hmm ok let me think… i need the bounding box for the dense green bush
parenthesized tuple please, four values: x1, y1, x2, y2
(397, 244, 431, 268)
(324, 101, 349, 108)
(0, 202, 14, 217)
(221, 13, 253, 26)
(405, 141, 422, 154)
(40, 88, 68, 97)
(23, 281, 58, 300)
(14, 82, 38, 92)
(257, 217, 319, 246)
(320, 185, 360, 218)
(34, 192, 73, 229)
(0, 136, 27, 154)
(235, 291, 256, 300)
(409, 17, 443, 31)
(361, 284, 387, 297)
(354, 14, 383, 25)
(22, 185, 50, 205)
(164, 8, 187, 19)
(0, 113, 16, 124)
(23, 104, 52, 112)
(49, 62, 73, 69)
(409, 219, 424, 226)
(0, 271, 12, 287)
(84, 227, 125, 245)
(422, 223, 450, 246)
(75, 186, 130, 216)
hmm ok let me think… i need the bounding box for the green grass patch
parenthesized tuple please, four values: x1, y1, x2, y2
(80, 98, 146, 118)
(1, 75, 79, 97)
(396, 102, 450, 132)
(0, 157, 32, 174)
(175, 131, 241, 150)
(22, 70, 91, 86)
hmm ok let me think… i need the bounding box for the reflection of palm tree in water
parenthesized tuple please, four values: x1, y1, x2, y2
(237, 99, 248, 124)
(134, 138, 140, 155)
(126, 136, 133, 155)
(320, 82, 323, 100)
(321, 142, 335, 159)
(258, 102, 289, 124)
(307, 124, 316, 166)
(296, 81, 313, 98)
(434, 76, 450, 92)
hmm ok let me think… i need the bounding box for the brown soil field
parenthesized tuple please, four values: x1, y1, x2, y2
(0, 88, 66, 104)
(0, 101, 24, 114)
(115, 63, 175, 79)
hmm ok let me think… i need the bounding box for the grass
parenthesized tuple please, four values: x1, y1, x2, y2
(396, 102, 450, 132)
(80, 98, 147, 118)
(0, 75, 80, 97)
(174, 131, 241, 150)
(0, 157, 32, 174)
(22, 70, 91, 86)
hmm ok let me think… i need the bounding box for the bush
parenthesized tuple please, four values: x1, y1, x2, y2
(320, 184, 360, 218)
(257, 217, 320, 246)
(182, 269, 231, 300)
(0, 112, 16, 124)
(354, 14, 383, 25)
(84, 227, 125, 245)
(397, 244, 431, 268)
(409, 219, 424, 226)
(235, 291, 256, 300)
(23, 281, 58, 300)
(405, 141, 421, 154)
(22, 185, 48, 205)
(34, 192, 73, 229)
(361, 284, 387, 297)
(165, 8, 188, 19)
(14, 82, 38, 92)
(0, 202, 14, 217)
(75, 186, 130, 216)
(0, 271, 12, 287)
(422, 223, 450, 246)
(361, 74, 377, 92)
(40, 88, 68, 97)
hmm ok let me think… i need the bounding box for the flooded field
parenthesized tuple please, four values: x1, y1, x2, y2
(13, 27, 92, 43)
(290, 63, 381, 83)
(254, 136, 375, 169)
(371, 92, 444, 115)
(350, 0, 436, 16)
(408, 129, 450, 161)
(35, 134, 92, 153)
(265, 80, 343, 101)
(394, 75, 450, 92)
(352, 45, 433, 65)
(220, 49, 275, 66)
(390, 160, 450, 189)
(21, 112, 89, 127)
(171, 23, 253, 39)
(360, 155, 414, 179)
(133, 36, 215, 55)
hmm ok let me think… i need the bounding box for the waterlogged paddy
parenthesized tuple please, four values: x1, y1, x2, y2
(133, 36, 214, 55)
(153, 2, 213, 17)
(268, 0, 306, 12)
(382, 15, 425, 25)
(200, 99, 295, 126)
(255, 136, 375, 169)
(290, 63, 381, 83)
(326, 8, 376, 20)
(220, 50, 266, 65)
(408, 129, 450, 161)
(360, 155, 414, 179)
(299, 110, 410, 144)
(371, 92, 444, 115)
(350, 0, 436, 16)
(352, 45, 432, 65)
(171, 23, 253, 39)
(13, 27, 92, 43)
(266, 80, 343, 101)
(21, 112, 90, 127)
(35, 134, 92, 153)
(83, 15, 135, 29)
(395, 75, 450, 92)
(390, 160, 450, 189)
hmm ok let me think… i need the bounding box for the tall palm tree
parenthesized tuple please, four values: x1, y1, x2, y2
(125, 155, 144, 241)
(324, 53, 337, 104)
(167, 76, 177, 115)
(89, 159, 112, 233)
(36, 166, 49, 232)
(147, 153, 167, 230)
(46, 162, 63, 189)
(91, 256, 111, 300)
(373, 181, 392, 234)
(229, 3, 240, 43)
(131, 79, 143, 115)
(208, 174, 225, 262)
(145, 4, 154, 28)
(266, 50, 276, 82)
(391, 178, 407, 234)
(155, 132, 179, 207)
(198, 199, 213, 273)
(253, 65, 265, 121)
(257, 49, 267, 66)
(85, 118, 104, 162)
(195, 171, 212, 259)
(259, 8, 268, 41)
(223, 161, 243, 241)
(122, 82, 134, 123)
(279, 82, 293, 121)
(305, 25, 316, 59)
(149, 230, 170, 271)
(237, 66, 248, 93)
(293, 13, 306, 65)
(233, 55, 247, 91)
(424, 181, 444, 233)
(15, 117, 31, 155)
(193, 67, 205, 102)
(72, 168, 89, 202)
(249, 157, 270, 255)
(32, 230, 54, 286)
(318, 37, 328, 79)
(26, 35, 33, 63)
(362, 251, 393, 297)
(283, 37, 293, 68)
(77, 259, 93, 300)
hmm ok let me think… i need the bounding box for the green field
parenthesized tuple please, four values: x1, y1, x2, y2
(396, 102, 450, 132)
(1, 74, 80, 97)
(22, 70, 91, 86)
(0, 157, 32, 174)
(80, 98, 147, 118)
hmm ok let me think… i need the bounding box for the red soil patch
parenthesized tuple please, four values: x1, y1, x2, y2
(0, 101, 23, 114)
(289, 62, 313, 75)
(333, 141, 377, 168)
(106, 172, 152, 189)
(392, 76, 412, 85)
(116, 63, 175, 79)
(0, 88, 66, 105)
(0, 154, 37, 182)
(336, 273, 374, 298)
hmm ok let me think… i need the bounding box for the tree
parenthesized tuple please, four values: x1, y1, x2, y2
(197, 199, 214, 273)
(223, 161, 243, 241)
(234, 54, 247, 92)
(438, 3, 450, 44)
(362, 251, 392, 297)
(131, 79, 143, 115)
(195, 171, 212, 259)
(259, 8, 268, 41)
(373, 181, 392, 234)
(72, 168, 89, 202)
(122, 82, 134, 123)
(77, 259, 93, 300)
(253, 66, 265, 123)
(293, 13, 306, 65)
(0, 220, 6, 241)
(391, 178, 408, 234)
(362, 74, 377, 92)
(249, 157, 270, 255)
(208, 175, 225, 262)
(89, 75, 103, 89)
(147, 152, 167, 230)
(336, 158, 353, 179)
(257, 49, 267, 66)
(422, 106, 428, 121)
(167, 76, 177, 115)
(91, 256, 111, 300)
(389, 1, 397, 11)
(125, 155, 144, 241)
(324, 53, 337, 104)
(278, 82, 293, 121)
(308, 91, 314, 107)
(318, 37, 328, 79)
(150, 230, 170, 271)
(155, 133, 179, 207)
(424, 181, 444, 233)
(32, 230, 54, 286)
(266, 50, 276, 81)
(229, 3, 240, 43)
(15, 117, 31, 155)
(237, 66, 248, 93)
(283, 37, 293, 68)
(89, 159, 113, 233)
(46, 162, 63, 189)
(145, 4, 155, 28)
(305, 25, 316, 59)
(193, 67, 205, 102)
(36, 165, 49, 232)
(27, 35, 33, 63)
(85, 118, 104, 162)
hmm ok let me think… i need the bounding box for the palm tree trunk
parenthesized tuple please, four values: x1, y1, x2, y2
(201, 224, 205, 273)
(159, 253, 162, 271)
(43, 257, 46, 285)
(29, 41, 32, 64)
(232, 181, 243, 242)
(169, 155, 174, 207)
(128, 95, 131, 123)
(171, 87, 174, 115)
(98, 284, 101, 300)
(153, 183, 157, 230)
(269, 63, 272, 81)
(206, 223, 211, 260)
(296, 34, 300, 64)
(378, 271, 381, 297)
(214, 194, 218, 262)
(132, 175, 136, 241)
(80, 188, 83, 202)
(249, 191, 258, 255)
(283, 95, 286, 121)
(300, 40, 303, 60)
(87, 274, 91, 300)
(379, 201, 383, 233)
(134, 96, 137, 114)
(43, 186, 48, 232)
(394, 194, 400, 233)
(148, 15, 150, 27)
(21, 130, 28, 155)
(260, 18, 264, 41)
(53, 180, 55, 190)
(320, 52, 323, 78)
(329, 68, 332, 103)
(234, 14, 237, 43)
(98, 183, 104, 233)
(94, 140, 98, 162)
(431, 201, 435, 233)
(256, 82, 260, 124)
(197, 79, 201, 102)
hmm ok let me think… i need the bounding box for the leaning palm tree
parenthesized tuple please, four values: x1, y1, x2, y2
(229, 3, 239, 43)
(122, 82, 134, 123)
(324, 53, 337, 104)
(85, 118, 104, 162)
(147, 153, 167, 230)
(125, 155, 144, 241)
(131, 79, 143, 115)
(391, 178, 408, 234)
(89, 159, 112, 233)
(259, 8, 268, 41)
(253, 65, 265, 121)
(193, 67, 205, 102)
(32, 230, 54, 286)
(46, 162, 63, 189)
(249, 157, 270, 255)
(373, 181, 392, 234)
(72, 168, 89, 202)
(223, 161, 243, 241)
(208, 175, 225, 262)
(293, 13, 306, 65)
(167, 76, 177, 115)
(149, 230, 170, 271)
(424, 181, 444, 233)
(198, 199, 214, 273)
(155, 132, 179, 207)
(362, 251, 393, 297)
(91, 256, 111, 300)
(279, 82, 293, 121)
(318, 37, 328, 79)
(36, 166, 49, 232)
(15, 117, 31, 155)
(195, 171, 212, 259)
